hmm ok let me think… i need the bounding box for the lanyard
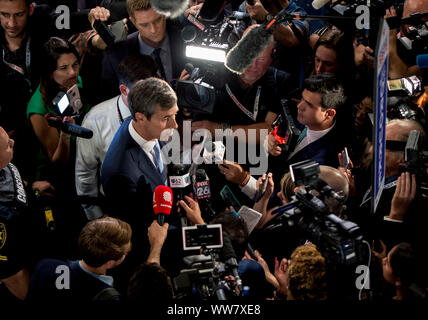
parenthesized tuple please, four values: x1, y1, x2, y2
(2, 38, 32, 90)
(116, 96, 124, 125)
(225, 83, 261, 122)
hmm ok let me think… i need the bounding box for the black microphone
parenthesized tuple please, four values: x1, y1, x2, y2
(225, 24, 274, 74)
(184, 62, 200, 81)
(194, 168, 216, 221)
(150, 0, 190, 18)
(47, 117, 93, 139)
(222, 233, 243, 294)
(168, 164, 193, 225)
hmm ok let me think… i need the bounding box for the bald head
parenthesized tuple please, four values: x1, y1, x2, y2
(403, 0, 428, 18)
(239, 25, 274, 87)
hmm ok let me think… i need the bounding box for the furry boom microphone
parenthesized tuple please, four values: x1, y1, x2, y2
(224, 24, 274, 74)
(150, 0, 190, 18)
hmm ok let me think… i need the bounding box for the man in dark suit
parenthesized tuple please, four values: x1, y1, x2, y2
(102, 0, 186, 98)
(101, 77, 178, 293)
(267, 74, 348, 184)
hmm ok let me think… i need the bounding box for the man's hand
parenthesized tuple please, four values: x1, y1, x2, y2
(148, 220, 169, 248)
(371, 239, 387, 261)
(32, 181, 55, 197)
(183, 3, 203, 19)
(218, 160, 248, 185)
(88, 6, 110, 28)
(178, 69, 190, 81)
(191, 120, 220, 136)
(274, 257, 289, 297)
(246, 0, 268, 22)
(337, 151, 357, 197)
(243, 249, 279, 289)
(388, 172, 417, 221)
(354, 44, 374, 68)
(179, 195, 204, 225)
(267, 134, 282, 156)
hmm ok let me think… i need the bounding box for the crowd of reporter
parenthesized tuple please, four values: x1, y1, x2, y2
(0, 0, 428, 304)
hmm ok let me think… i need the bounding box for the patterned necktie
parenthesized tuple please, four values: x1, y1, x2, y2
(152, 141, 164, 175)
(152, 48, 167, 81)
(296, 127, 307, 146)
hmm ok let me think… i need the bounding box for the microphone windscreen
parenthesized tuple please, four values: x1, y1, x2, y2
(150, 0, 190, 18)
(184, 63, 194, 74)
(417, 54, 428, 69)
(153, 185, 173, 215)
(312, 0, 330, 10)
(225, 25, 273, 74)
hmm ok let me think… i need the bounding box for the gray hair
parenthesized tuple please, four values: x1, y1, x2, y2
(128, 77, 177, 120)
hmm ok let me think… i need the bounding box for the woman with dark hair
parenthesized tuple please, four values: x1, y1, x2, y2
(382, 242, 428, 301)
(26, 37, 90, 182)
(311, 27, 356, 100)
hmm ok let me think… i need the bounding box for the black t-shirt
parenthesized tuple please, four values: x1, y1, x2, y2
(213, 67, 296, 126)
(0, 165, 28, 280)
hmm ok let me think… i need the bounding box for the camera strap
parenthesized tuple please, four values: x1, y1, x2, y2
(225, 84, 261, 122)
(2, 37, 32, 92)
(116, 96, 124, 125)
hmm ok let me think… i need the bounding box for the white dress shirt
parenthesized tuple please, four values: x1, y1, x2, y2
(75, 95, 131, 219)
(127, 119, 159, 168)
(288, 123, 335, 159)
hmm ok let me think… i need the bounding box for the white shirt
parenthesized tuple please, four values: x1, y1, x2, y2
(289, 123, 335, 159)
(127, 119, 158, 168)
(75, 95, 131, 207)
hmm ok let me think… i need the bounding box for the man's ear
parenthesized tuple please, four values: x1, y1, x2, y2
(119, 84, 129, 98)
(325, 108, 336, 119)
(135, 111, 147, 122)
(129, 15, 136, 27)
(29, 2, 35, 16)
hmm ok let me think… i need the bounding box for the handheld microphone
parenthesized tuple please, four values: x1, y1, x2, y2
(168, 164, 193, 225)
(184, 62, 200, 80)
(225, 24, 274, 74)
(153, 185, 173, 226)
(417, 54, 428, 69)
(222, 233, 243, 294)
(47, 117, 93, 139)
(312, 0, 330, 10)
(202, 141, 225, 164)
(149, 0, 190, 18)
(194, 168, 216, 220)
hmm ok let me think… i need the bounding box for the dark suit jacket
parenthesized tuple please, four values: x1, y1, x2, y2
(101, 21, 186, 98)
(26, 259, 116, 302)
(101, 117, 167, 220)
(287, 125, 343, 168)
(268, 124, 344, 187)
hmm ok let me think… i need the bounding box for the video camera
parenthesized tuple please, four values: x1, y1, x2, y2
(387, 76, 426, 127)
(177, 0, 250, 118)
(47, 85, 93, 139)
(404, 130, 428, 197)
(266, 160, 366, 268)
(173, 224, 243, 301)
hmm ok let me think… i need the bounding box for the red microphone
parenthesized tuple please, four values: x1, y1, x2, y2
(153, 185, 173, 226)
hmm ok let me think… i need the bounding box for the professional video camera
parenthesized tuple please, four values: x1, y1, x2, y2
(46, 85, 93, 139)
(177, 0, 250, 118)
(173, 224, 243, 301)
(387, 76, 426, 126)
(325, 0, 402, 48)
(404, 130, 428, 197)
(265, 160, 367, 268)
